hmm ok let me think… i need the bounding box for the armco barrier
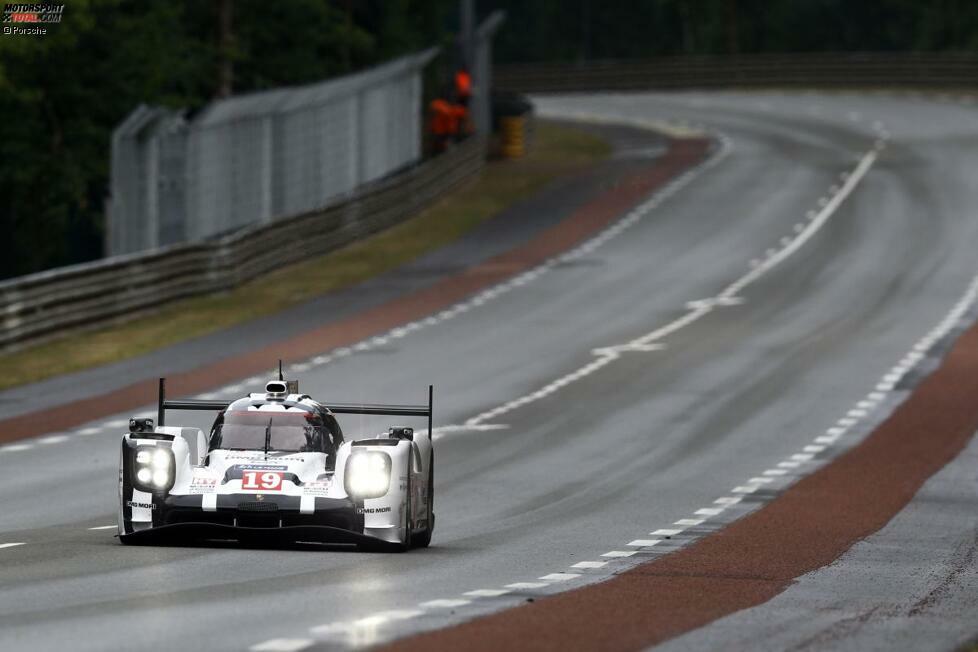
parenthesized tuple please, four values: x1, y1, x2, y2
(0, 137, 486, 351)
(495, 52, 978, 93)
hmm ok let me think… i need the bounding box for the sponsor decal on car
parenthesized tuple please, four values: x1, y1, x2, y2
(356, 506, 392, 515)
(303, 480, 331, 496)
(126, 500, 155, 510)
(241, 470, 284, 491)
(189, 475, 218, 494)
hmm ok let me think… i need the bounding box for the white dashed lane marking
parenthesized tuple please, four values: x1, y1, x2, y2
(0, 543, 25, 550)
(249, 639, 314, 652)
(463, 589, 510, 597)
(626, 539, 661, 547)
(570, 561, 609, 569)
(675, 518, 706, 526)
(505, 582, 549, 590)
(418, 599, 470, 609)
(461, 144, 876, 432)
(538, 573, 581, 582)
(251, 100, 978, 650)
(694, 507, 724, 516)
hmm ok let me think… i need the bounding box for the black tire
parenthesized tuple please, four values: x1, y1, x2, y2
(412, 452, 434, 548)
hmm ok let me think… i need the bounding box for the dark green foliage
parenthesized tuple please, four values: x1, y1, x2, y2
(485, 0, 978, 62)
(0, 0, 453, 279)
(0, 0, 975, 278)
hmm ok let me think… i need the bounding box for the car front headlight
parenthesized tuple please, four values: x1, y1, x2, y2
(344, 451, 391, 499)
(132, 446, 174, 492)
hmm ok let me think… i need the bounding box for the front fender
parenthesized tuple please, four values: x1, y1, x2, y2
(118, 431, 193, 536)
(336, 439, 416, 545)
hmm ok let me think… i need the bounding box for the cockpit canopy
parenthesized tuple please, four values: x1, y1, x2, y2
(209, 410, 331, 454)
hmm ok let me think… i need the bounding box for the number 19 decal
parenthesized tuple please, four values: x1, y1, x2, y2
(242, 471, 283, 490)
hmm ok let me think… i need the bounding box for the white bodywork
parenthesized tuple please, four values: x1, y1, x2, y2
(118, 391, 434, 548)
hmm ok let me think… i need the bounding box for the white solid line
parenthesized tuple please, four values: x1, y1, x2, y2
(719, 148, 877, 301)
(0, 543, 25, 549)
(0, 444, 32, 452)
(538, 573, 581, 582)
(37, 435, 69, 445)
(87, 525, 116, 531)
(505, 582, 549, 590)
(463, 589, 510, 597)
(77, 427, 102, 436)
(571, 561, 608, 569)
(104, 419, 129, 428)
(249, 639, 314, 652)
(601, 550, 637, 558)
(419, 599, 471, 608)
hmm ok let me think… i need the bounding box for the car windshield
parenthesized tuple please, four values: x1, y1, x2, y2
(210, 411, 324, 453)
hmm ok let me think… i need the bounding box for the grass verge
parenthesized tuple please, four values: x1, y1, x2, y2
(0, 122, 611, 391)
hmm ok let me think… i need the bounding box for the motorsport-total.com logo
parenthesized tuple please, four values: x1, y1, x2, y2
(2, 2, 64, 36)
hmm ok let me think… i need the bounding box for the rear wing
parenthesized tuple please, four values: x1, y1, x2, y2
(156, 379, 434, 436)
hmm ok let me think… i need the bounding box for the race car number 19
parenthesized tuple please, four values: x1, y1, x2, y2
(242, 471, 283, 490)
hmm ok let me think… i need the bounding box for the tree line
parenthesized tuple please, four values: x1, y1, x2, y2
(1, 0, 975, 279)
(0, 0, 452, 280)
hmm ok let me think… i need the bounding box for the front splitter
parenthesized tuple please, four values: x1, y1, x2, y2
(118, 522, 402, 550)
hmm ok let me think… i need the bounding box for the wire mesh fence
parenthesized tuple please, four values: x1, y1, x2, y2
(108, 49, 436, 257)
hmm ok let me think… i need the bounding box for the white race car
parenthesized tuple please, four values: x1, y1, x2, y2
(118, 370, 434, 551)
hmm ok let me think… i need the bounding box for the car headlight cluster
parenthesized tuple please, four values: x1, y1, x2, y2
(133, 446, 175, 492)
(344, 451, 391, 499)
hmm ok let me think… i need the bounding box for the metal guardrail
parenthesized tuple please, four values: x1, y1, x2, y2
(0, 138, 486, 351)
(496, 52, 978, 93)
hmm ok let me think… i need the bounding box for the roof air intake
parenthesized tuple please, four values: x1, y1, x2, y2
(265, 381, 288, 398)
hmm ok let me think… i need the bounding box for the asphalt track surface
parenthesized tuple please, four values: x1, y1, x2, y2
(1, 91, 977, 652)
(656, 426, 978, 652)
